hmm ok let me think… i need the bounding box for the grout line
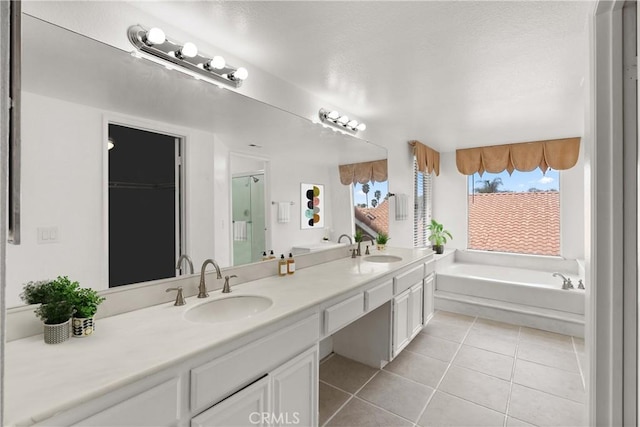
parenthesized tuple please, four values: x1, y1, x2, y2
(352, 395, 422, 425)
(319, 352, 335, 366)
(572, 336, 587, 390)
(503, 326, 522, 427)
(414, 315, 478, 424)
(320, 369, 380, 427)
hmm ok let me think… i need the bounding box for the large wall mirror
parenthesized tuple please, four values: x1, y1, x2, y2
(5, 15, 387, 307)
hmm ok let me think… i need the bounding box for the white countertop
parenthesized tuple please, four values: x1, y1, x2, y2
(5, 247, 432, 426)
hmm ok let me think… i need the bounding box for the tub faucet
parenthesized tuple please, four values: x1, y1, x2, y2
(175, 254, 194, 275)
(337, 234, 353, 245)
(198, 259, 223, 298)
(553, 272, 574, 290)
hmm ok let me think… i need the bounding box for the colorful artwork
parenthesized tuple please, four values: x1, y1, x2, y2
(301, 183, 324, 229)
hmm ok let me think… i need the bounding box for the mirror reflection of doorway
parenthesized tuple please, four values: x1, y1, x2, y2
(232, 173, 266, 265)
(108, 124, 183, 287)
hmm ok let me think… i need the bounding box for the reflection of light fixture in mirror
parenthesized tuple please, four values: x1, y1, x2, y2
(128, 25, 249, 88)
(318, 108, 366, 134)
(108, 138, 115, 150)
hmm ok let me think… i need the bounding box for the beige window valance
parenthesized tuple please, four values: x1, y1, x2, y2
(409, 140, 440, 176)
(456, 137, 581, 176)
(338, 159, 388, 185)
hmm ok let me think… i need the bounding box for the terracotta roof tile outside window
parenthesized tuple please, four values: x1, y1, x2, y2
(468, 192, 560, 256)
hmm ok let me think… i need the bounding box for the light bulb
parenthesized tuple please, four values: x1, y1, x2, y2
(337, 116, 349, 125)
(208, 56, 226, 70)
(108, 138, 115, 150)
(179, 42, 198, 58)
(230, 67, 249, 80)
(356, 123, 367, 131)
(327, 110, 340, 120)
(145, 27, 165, 45)
(347, 120, 359, 129)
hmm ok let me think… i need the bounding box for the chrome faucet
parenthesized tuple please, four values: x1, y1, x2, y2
(553, 272, 574, 290)
(176, 254, 194, 275)
(198, 259, 223, 298)
(222, 275, 237, 293)
(337, 234, 353, 245)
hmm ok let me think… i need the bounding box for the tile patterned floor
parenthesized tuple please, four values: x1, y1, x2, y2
(319, 311, 587, 427)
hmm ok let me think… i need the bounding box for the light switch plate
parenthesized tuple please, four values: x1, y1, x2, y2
(37, 227, 59, 244)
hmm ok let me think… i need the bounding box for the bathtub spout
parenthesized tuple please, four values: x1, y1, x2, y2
(553, 272, 574, 290)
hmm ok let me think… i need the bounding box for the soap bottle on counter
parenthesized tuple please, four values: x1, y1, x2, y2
(269, 250, 276, 260)
(262, 251, 268, 261)
(278, 254, 287, 276)
(287, 253, 296, 275)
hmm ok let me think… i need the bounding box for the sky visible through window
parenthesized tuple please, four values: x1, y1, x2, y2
(353, 181, 389, 207)
(468, 169, 559, 194)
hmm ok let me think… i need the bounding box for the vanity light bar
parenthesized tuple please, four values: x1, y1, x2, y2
(318, 108, 366, 134)
(128, 25, 248, 88)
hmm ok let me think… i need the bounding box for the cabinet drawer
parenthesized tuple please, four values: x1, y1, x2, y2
(365, 280, 393, 312)
(394, 264, 425, 294)
(424, 260, 435, 276)
(324, 293, 365, 335)
(191, 314, 319, 414)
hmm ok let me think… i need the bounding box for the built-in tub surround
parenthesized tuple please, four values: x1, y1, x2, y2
(5, 246, 432, 426)
(434, 250, 585, 337)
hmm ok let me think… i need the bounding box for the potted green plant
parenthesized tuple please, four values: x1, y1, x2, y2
(427, 219, 453, 254)
(354, 229, 364, 243)
(375, 232, 390, 251)
(21, 277, 77, 344)
(71, 287, 105, 337)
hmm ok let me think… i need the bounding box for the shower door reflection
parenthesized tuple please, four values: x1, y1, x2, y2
(232, 174, 266, 265)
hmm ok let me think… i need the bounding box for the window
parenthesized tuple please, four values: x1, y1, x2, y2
(467, 169, 560, 256)
(414, 158, 433, 248)
(353, 180, 389, 239)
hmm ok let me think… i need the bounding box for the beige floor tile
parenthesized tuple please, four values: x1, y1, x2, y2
(520, 327, 574, 351)
(384, 350, 448, 388)
(319, 382, 350, 426)
(473, 318, 520, 339)
(465, 328, 518, 356)
(509, 384, 586, 427)
(432, 310, 476, 326)
(422, 319, 471, 343)
(514, 359, 585, 403)
(453, 344, 514, 380)
(405, 332, 460, 362)
(506, 416, 536, 427)
(517, 341, 579, 373)
(418, 391, 505, 427)
(326, 397, 413, 427)
(357, 370, 434, 422)
(320, 354, 378, 393)
(439, 365, 511, 412)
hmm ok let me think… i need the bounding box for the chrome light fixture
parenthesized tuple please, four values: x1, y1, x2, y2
(318, 108, 366, 134)
(128, 25, 249, 88)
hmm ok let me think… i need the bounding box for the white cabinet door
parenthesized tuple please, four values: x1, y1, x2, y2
(191, 376, 270, 427)
(410, 282, 423, 339)
(271, 346, 318, 427)
(393, 289, 411, 356)
(424, 273, 435, 325)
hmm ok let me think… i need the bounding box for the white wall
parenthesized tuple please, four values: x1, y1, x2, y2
(433, 149, 586, 259)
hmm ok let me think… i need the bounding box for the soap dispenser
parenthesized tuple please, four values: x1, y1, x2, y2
(278, 254, 287, 276)
(269, 250, 276, 260)
(287, 253, 296, 275)
(262, 251, 268, 261)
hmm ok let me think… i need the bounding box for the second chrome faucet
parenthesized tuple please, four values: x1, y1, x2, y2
(199, 259, 223, 298)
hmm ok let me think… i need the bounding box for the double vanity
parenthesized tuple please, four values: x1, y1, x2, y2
(5, 247, 434, 426)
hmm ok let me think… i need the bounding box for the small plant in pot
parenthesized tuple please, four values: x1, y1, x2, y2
(21, 277, 77, 344)
(375, 232, 390, 251)
(71, 287, 105, 338)
(427, 219, 453, 255)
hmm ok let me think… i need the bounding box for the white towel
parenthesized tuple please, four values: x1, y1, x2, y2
(395, 193, 408, 221)
(233, 221, 247, 241)
(278, 202, 291, 223)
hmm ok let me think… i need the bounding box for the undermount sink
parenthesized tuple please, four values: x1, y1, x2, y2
(364, 255, 403, 263)
(184, 295, 273, 324)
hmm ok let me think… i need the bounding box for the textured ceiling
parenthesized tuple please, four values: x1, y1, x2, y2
(129, 1, 594, 152)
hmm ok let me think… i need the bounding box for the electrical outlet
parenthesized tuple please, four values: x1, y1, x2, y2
(37, 227, 59, 244)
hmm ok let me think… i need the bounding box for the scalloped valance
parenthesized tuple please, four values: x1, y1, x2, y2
(338, 159, 388, 185)
(455, 137, 581, 176)
(409, 140, 440, 176)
